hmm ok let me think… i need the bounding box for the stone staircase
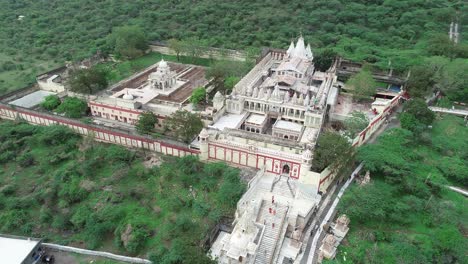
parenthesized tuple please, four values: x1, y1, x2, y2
(271, 176, 295, 199)
(254, 201, 289, 264)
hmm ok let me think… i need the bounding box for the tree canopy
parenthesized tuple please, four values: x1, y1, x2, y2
(136, 111, 158, 135)
(106, 26, 148, 59)
(334, 116, 468, 264)
(346, 68, 377, 101)
(343, 111, 369, 138)
(314, 49, 337, 72)
(41, 95, 61, 111)
(189, 87, 206, 105)
(164, 110, 204, 143)
(68, 67, 108, 95)
(55, 97, 88, 118)
(399, 98, 435, 134)
(312, 131, 353, 172)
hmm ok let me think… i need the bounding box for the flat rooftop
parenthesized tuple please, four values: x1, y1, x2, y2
(210, 112, 247, 131)
(0, 236, 41, 264)
(9, 90, 56, 108)
(274, 120, 303, 133)
(245, 113, 267, 125)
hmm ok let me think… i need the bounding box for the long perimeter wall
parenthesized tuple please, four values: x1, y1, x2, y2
(0, 103, 199, 157)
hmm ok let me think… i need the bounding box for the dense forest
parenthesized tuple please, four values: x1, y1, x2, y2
(0, 121, 245, 263)
(327, 115, 467, 263)
(0, 0, 466, 90)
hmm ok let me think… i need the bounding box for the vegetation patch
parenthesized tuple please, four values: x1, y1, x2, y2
(327, 115, 467, 263)
(0, 121, 245, 263)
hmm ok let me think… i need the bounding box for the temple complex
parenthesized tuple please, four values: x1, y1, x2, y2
(198, 36, 338, 193)
(207, 37, 340, 264)
(89, 59, 208, 125)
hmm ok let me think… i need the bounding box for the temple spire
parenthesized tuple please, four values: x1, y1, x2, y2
(306, 44, 313, 60)
(304, 93, 310, 106)
(272, 84, 281, 100)
(287, 41, 295, 57)
(293, 35, 307, 59)
(252, 86, 259, 98)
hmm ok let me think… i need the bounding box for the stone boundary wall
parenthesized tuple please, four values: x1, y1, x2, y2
(317, 93, 402, 192)
(149, 42, 246, 62)
(0, 103, 199, 157)
(206, 140, 302, 178)
(351, 93, 401, 147)
(0, 84, 39, 102)
(42, 243, 151, 264)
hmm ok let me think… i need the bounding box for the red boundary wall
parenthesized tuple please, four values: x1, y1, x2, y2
(0, 103, 199, 157)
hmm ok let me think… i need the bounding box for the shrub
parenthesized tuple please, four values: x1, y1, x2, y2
(135, 111, 158, 135)
(41, 95, 61, 110)
(39, 207, 53, 224)
(58, 177, 87, 204)
(0, 150, 15, 164)
(55, 97, 88, 118)
(51, 214, 70, 229)
(17, 152, 35, 167)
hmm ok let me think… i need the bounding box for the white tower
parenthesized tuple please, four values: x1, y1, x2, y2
(199, 128, 209, 161)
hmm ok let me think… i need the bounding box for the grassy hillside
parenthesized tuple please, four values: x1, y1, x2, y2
(0, 0, 466, 92)
(326, 115, 467, 263)
(0, 121, 245, 263)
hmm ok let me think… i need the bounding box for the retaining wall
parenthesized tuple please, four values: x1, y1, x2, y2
(0, 103, 199, 158)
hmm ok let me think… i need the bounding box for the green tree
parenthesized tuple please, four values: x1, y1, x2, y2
(357, 128, 413, 177)
(69, 67, 108, 94)
(181, 37, 205, 62)
(136, 111, 158, 135)
(427, 34, 456, 58)
(344, 111, 369, 138)
(164, 110, 203, 143)
(107, 26, 148, 59)
(314, 49, 337, 72)
(435, 59, 468, 103)
(402, 98, 434, 126)
(224, 76, 240, 92)
(406, 65, 435, 99)
(168, 38, 183, 61)
(41, 95, 61, 110)
(346, 68, 377, 101)
(312, 131, 353, 172)
(189, 87, 206, 105)
(55, 97, 88, 118)
(206, 60, 247, 94)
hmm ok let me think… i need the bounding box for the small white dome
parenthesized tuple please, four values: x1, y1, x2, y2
(199, 128, 209, 139)
(158, 59, 168, 68)
(123, 93, 134, 100)
(214, 91, 223, 100)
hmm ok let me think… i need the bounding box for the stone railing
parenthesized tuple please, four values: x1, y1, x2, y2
(43, 243, 151, 264)
(213, 138, 302, 162)
(223, 128, 301, 148)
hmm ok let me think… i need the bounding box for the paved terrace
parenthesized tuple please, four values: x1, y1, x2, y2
(429, 106, 468, 117)
(109, 62, 190, 92)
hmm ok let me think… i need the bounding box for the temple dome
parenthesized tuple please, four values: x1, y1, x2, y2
(199, 128, 209, 139)
(158, 59, 168, 68)
(122, 93, 134, 100)
(214, 91, 224, 100)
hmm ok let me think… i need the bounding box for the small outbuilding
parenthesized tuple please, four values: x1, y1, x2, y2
(0, 234, 44, 264)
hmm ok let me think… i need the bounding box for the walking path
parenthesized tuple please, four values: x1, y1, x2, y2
(429, 106, 468, 117)
(447, 186, 468, 197)
(304, 163, 364, 264)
